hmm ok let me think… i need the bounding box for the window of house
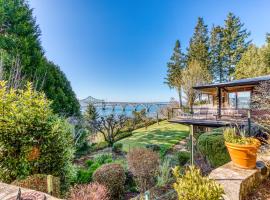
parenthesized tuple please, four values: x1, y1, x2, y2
(237, 91, 251, 109)
(228, 91, 251, 109)
(228, 93, 237, 109)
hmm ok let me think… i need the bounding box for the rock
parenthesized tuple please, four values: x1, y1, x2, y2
(209, 161, 270, 200)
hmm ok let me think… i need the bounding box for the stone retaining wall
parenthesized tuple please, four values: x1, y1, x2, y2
(209, 161, 269, 200)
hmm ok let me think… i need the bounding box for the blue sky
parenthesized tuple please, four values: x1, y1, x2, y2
(29, 0, 270, 102)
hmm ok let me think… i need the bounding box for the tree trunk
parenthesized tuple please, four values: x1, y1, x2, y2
(177, 87, 183, 108)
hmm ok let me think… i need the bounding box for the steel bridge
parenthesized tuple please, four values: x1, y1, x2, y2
(92, 101, 168, 112)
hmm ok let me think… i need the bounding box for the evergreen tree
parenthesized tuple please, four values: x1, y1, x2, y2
(0, 0, 80, 117)
(165, 40, 185, 108)
(187, 17, 211, 77)
(84, 102, 99, 122)
(234, 44, 269, 79)
(222, 13, 251, 80)
(210, 26, 226, 82)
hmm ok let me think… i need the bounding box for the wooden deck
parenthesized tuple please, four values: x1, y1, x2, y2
(169, 118, 232, 127)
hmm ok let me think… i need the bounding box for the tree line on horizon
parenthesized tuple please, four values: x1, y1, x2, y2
(165, 13, 270, 108)
(0, 0, 80, 117)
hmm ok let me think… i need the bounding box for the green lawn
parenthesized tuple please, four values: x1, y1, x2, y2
(117, 120, 189, 152)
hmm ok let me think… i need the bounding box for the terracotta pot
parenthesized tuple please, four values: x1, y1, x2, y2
(225, 141, 260, 169)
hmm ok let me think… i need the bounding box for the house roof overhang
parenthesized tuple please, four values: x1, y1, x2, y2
(193, 75, 270, 94)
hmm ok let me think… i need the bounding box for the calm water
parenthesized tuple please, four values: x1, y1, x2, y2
(95, 104, 166, 118)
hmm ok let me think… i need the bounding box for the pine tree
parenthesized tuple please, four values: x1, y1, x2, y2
(85, 102, 99, 122)
(210, 26, 226, 82)
(165, 40, 185, 108)
(187, 17, 211, 77)
(222, 13, 251, 80)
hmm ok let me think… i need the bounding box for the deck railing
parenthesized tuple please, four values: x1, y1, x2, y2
(170, 107, 249, 121)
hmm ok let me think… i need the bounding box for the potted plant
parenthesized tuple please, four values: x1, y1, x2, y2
(224, 127, 261, 169)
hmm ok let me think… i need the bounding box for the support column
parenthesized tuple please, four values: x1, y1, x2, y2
(217, 87, 222, 119)
(190, 125, 194, 166)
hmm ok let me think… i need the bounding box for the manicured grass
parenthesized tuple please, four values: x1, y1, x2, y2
(117, 120, 189, 152)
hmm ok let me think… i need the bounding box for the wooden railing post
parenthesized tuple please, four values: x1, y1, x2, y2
(190, 125, 194, 166)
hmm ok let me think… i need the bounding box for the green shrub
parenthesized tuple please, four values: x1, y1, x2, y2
(146, 144, 161, 152)
(197, 129, 230, 167)
(12, 174, 60, 198)
(76, 168, 92, 184)
(159, 145, 170, 160)
(93, 163, 126, 200)
(85, 160, 94, 168)
(94, 154, 113, 165)
(176, 151, 190, 166)
(112, 143, 123, 153)
(0, 82, 74, 192)
(173, 166, 224, 200)
(76, 162, 101, 184)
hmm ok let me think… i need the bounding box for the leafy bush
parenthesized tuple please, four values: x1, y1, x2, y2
(12, 174, 60, 198)
(75, 156, 113, 184)
(159, 145, 170, 160)
(127, 148, 160, 192)
(112, 143, 123, 153)
(197, 129, 231, 167)
(156, 157, 172, 187)
(173, 166, 224, 200)
(0, 82, 74, 192)
(93, 163, 126, 200)
(94, 154, 113, 165)
(176, 151, 190, 166)
(76, 168, 93, 184)
(68, 183, 110, 200)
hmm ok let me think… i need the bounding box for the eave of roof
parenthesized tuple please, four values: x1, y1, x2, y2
(193, 75, 270, 90)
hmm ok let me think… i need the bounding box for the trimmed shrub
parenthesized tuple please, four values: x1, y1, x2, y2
(93, 163, 126, 200)
(112, 143, 123, 153)
(12, 174, 60, 198)
(197, 129, 231, 167)
(127, 148, 159, 192)
(68, 182, 110, 200)
(0, 82, 74, 192)
(176, 151, 190, 166)
(173, 166, 224, 200)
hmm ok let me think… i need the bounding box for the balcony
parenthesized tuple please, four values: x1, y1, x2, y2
(169, 107, 249, 127)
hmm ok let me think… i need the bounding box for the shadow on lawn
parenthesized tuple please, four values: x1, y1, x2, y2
(120, 128, 189, 151)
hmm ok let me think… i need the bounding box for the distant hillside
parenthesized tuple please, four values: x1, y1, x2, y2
(79, 96, 104, 108)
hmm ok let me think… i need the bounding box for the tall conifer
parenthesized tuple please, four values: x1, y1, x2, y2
(187, 17, 211, 78)
(165, 40, 185, 108)
(221, 13, 250, 80)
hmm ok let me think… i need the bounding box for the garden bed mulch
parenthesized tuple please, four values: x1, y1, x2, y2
(244, 178, 270, 200)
